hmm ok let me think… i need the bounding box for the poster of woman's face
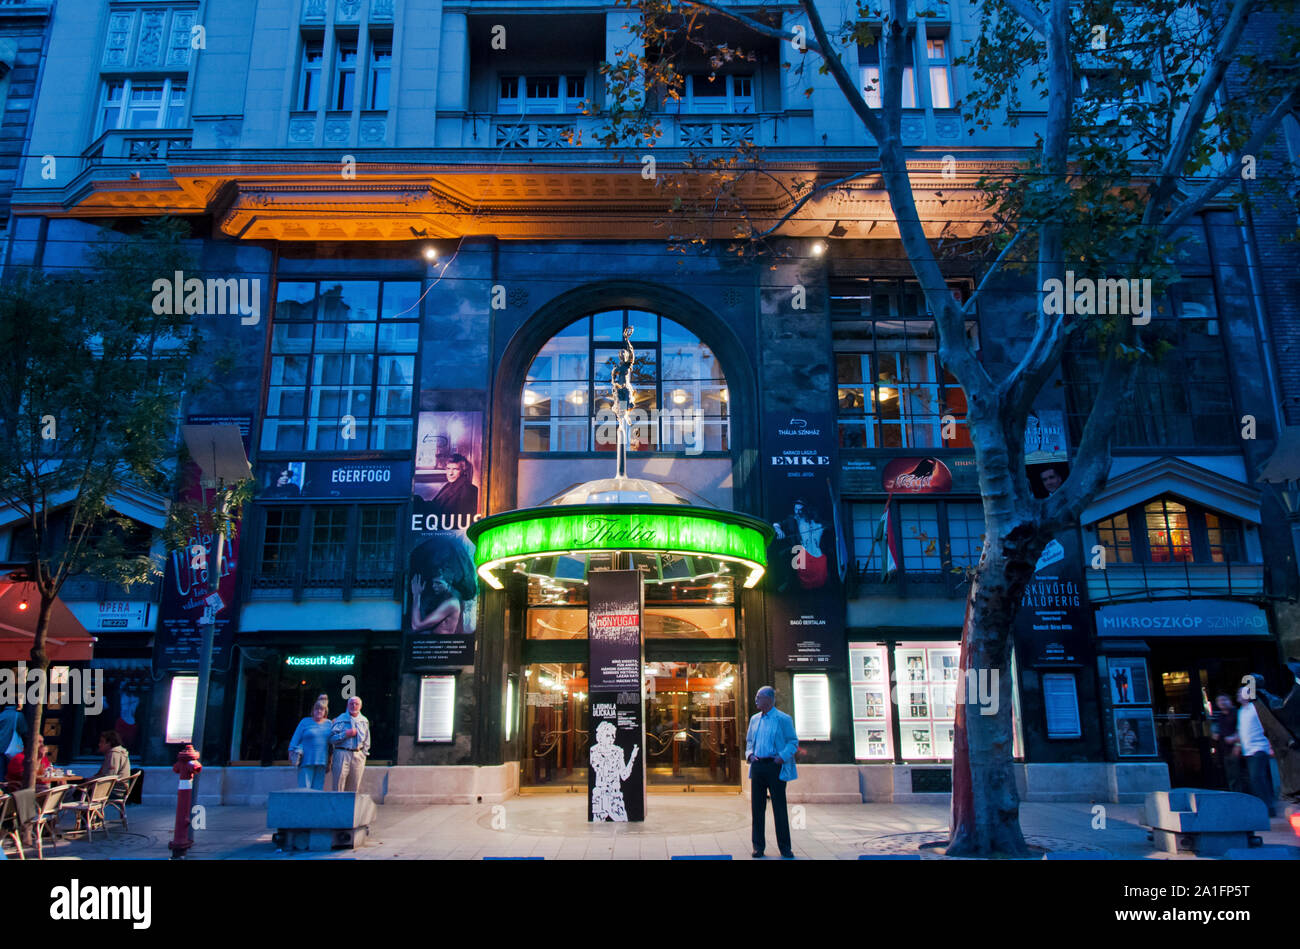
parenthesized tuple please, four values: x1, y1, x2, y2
(1107, 658, 1151, 706)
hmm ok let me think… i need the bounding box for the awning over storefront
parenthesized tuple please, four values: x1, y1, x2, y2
(0, 579, 96, 662)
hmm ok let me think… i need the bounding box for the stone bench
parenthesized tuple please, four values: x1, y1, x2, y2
(266, 790, 376, 851)
(1140, 788, 1269, 856)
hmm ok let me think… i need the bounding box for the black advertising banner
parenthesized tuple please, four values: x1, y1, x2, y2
(763, 410, 845, 668)
(587, 570, 645, 822)
(257, 459, 412, 500)
(153, 415, 252, 674)
(404, 408, 483, 669)
(1013, 529, 1088, 665)
(589, 570, 643, 691)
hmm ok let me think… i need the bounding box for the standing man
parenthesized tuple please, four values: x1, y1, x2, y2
(1237, 678, 1276, 817)
(745, 685, 799, 858)
(330, 696, 371, 793)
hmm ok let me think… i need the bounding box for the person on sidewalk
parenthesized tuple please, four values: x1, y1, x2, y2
(288, 696, 333, 790)
(0, 703, 26, 780)
(1237, 678, 1276, 817)
(330, 696, 370, 793)
(745, 685, 799, 858)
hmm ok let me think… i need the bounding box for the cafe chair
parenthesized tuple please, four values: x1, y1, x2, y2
(28, 785, 70, 859)
(59, 776, 115, 842)
(0, 794, 24, 860)
(104, 771, 142, 831)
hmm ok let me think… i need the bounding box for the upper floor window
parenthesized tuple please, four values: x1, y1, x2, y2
(926, 35, 952, 108)
(521, 311, 729, 454)
(498, 74, 586, 114)
(852, 499, 984, 582)
(102, 6, 197, 70)
(860, 32, 916, 109)
(333, 41, 358, 111)
(1078, 70, 1154, 125)
(1091, 496, 1246, 565)
(367, 41, 392, 110)
(253, 503, 399, 598)
(98, 78, 187, 134)
(299, 41, 324, 110)
(833, 280, 975, 449)
(1065, 278, 1234, 448)
(664, 73, 755, 114)
(261, 279, 421, 452)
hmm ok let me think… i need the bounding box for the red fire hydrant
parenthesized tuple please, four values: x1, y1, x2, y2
(168, 744, 202, 859)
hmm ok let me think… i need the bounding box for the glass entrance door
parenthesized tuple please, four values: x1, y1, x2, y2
(644, 661, 740, 787)
(520, 663, 589, 790)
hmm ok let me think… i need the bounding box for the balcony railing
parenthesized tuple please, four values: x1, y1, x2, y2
(850, 564, 972, 599)
(1086, 561, 1266, 603)
(82, 129, 193, 169)
(251, 566, 398, 601)
(468, 111, 814, 150)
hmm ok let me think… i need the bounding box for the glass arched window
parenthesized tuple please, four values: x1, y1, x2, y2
(521, 311, 730, 454)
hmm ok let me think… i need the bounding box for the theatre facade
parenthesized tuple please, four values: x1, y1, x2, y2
(4, 0, 1296, 806)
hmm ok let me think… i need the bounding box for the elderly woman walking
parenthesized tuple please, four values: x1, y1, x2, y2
(288, 695, 333, 790)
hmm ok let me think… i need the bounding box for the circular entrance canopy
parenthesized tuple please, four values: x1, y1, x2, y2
(467, 501, 772, 592)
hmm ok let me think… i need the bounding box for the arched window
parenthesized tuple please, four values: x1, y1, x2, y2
(520, 310, 730, 454)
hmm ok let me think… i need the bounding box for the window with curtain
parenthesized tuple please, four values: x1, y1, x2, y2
(859, 30, 916, 109)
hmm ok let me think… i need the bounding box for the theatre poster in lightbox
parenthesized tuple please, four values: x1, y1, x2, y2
(763, 410, 845, 668)
(587, 570, 645, 822)
(153, 414, 251, 675)
(405, 410, 483, 669)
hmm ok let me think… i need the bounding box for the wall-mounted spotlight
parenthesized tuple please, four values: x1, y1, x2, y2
(811, 240, 827, 256)
(423, 245, 439, 262)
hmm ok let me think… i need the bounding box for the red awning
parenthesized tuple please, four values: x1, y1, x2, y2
(0, 579, 95, 663)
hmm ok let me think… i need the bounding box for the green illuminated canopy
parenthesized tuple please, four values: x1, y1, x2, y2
(467, 504, 772, 591)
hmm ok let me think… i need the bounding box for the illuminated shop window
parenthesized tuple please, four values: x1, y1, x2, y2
(1088, 496, 1246, 565)
(521, 311, 730, 455)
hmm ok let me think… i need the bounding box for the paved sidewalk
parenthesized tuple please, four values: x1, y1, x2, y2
(24, 794, 1300, 860)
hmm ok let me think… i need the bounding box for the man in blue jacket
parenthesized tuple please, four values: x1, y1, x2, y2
(745, 685, 799, 858)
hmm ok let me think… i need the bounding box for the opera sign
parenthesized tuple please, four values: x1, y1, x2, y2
(882, 457, 954, 494)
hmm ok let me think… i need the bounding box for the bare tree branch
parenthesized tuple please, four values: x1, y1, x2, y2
(1045, 349, 1139, 529)
(1143, 0, 1256, 221)
(1001, 0, 1048, 38)
(801, 0, 989, 394)
(962, 228, 1027, 318)
(1161, 85, 1300, 233)
(676, 0, 824, 54)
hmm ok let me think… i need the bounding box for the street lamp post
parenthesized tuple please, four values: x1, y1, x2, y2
(169, 424, 250, 858)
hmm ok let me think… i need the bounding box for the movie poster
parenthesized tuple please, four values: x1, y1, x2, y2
(763, 410, 845, 668)
(153, 415, 251, 674)
(587, 570, 645, 822)
(405, 410, 483, 669)
(1011, 457, 1089, 665)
